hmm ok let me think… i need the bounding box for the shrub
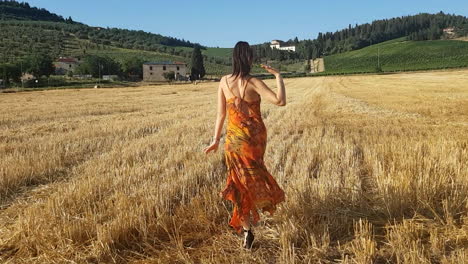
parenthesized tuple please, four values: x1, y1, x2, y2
(163, 71, 175, 81)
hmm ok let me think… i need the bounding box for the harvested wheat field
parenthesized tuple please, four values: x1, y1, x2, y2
(0, 70, 467, 263)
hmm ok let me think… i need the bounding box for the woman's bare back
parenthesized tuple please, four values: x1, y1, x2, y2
(222, 74, 261, 103)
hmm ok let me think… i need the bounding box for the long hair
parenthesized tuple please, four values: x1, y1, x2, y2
(232, 41, 253, 80)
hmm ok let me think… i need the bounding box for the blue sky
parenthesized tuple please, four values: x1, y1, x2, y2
(28, 0, 468, 48)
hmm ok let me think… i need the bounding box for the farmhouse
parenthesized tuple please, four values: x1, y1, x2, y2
(21, 73, 34, 82)
(443, 27, 455, 35)
(270, 40, 296, 52)
(143, 61, 187, 82)
(54, 57, 81, 75)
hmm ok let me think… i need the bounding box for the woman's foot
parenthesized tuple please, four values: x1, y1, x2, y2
(242, 228, 254, 249)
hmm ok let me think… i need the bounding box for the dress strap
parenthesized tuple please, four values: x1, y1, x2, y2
(240, 76, 251, 101)
(225, 75, 251, 101)
(225, 75, 236, 98)
(225, 75, 230, 89)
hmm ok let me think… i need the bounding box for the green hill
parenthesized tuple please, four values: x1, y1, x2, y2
(0, 1, 197, 50)
(203, 47, 232, 58)
(0, 0, 66, 22)
(0, 1, 235, 76)
(3, 0, 468, 79)
(0, 20, 232, 76)
(323, 38, 468, 74)
(253, 12, 468, 67)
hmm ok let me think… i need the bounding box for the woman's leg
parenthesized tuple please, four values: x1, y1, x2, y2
(241, 216, 254, 249)
(241, 216, 251, 230)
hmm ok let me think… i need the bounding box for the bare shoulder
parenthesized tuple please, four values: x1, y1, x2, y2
(219, 75, 227, 86)
(248, 76, 258, 84)
(249, 76, 266, 88)
(221, 74, 232, 85)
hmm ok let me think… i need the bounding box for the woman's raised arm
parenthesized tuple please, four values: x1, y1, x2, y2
(251, 65, 286, 106)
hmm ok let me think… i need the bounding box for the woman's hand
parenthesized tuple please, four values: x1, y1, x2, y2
(260, 64, 280, 77)
(203, 140, 219, 154)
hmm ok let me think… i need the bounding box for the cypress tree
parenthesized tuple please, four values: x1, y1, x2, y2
(293, 36, 299, 44)
(190, 45, 205, 80)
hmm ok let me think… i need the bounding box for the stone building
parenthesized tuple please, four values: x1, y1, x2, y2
(21, 73, 34, 82)
(143, 61, 187, 82)
(54, 57, 81, 75)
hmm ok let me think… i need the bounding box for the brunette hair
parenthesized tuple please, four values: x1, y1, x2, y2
(232, 41, 253, 79)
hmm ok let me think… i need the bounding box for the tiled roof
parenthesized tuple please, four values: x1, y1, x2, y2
(143, 61, 186, 65)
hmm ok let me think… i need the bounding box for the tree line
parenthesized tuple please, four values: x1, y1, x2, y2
(70, 46, 205, 81)
(0, 0, 200, 51)
(0, 0, 69, 22)
(253, 12, 468, 62)
(0, 46, 206, 87)
(0, 19, 218, 67)
(0, 53, 55, 86)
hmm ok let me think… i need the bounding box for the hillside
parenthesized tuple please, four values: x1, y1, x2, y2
(0, 19, 199, 60)
(0, 1, 197, 50)
(253, 12, 468, 64)
(323, 38, 468, 74)
(0, 1, 238, 75)
(0, 0, 67, 22)
(2, 0, 468, 78)
(0, 20, 236, 75)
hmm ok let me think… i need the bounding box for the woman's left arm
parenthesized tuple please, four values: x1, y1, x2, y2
(203, 80, 226, 154)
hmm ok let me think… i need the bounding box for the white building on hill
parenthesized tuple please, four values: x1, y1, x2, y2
(443, 27, 455, 35)
(270, 40, 296, 52)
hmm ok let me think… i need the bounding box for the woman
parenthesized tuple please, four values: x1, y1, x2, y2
(203, 41, 286, 249)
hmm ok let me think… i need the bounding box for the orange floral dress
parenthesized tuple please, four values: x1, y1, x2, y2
(220, 77, 285, 234)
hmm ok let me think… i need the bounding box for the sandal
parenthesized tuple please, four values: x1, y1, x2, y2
(242, 228, 254, 249)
